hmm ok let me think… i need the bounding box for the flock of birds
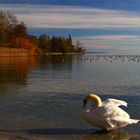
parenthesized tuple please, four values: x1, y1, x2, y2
(82, 55, 140, 63)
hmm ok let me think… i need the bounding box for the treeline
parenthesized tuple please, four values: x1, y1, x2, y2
(0, 11, 85, 55)
(37, 34, 85, 54)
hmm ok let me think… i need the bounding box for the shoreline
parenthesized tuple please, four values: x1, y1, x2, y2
(0, 47, 84, 57)
(45, 52, 84, 55)
(0, 47, 29, 57)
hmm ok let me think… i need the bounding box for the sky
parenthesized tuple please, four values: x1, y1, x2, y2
(1, 0, 140, 53)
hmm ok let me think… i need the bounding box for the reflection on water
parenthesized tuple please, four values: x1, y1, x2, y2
(0, 57, 37, 85)
(39, 55, 82, 74)
(0, 129, 138, 140)
(83, 130, 137, 140)
(0, 54, 139, 86)
(0, 55, 140, 80)
(0, 56, 39, 98)
(0, 55, 77, 85)
(43, 55, 74, 67)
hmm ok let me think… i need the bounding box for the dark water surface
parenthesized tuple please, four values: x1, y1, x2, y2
(0, 54, 139, 139)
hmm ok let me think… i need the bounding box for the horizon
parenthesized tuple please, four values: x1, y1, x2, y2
(1, 0, 140, 53)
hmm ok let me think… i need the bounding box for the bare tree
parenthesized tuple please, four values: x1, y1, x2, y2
(0, 11, 18, 43)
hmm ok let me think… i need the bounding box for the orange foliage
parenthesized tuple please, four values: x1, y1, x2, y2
(11, 36, 42, 55)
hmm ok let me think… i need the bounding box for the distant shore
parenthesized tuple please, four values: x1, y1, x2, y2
(45, 52, 84, 55)
(0, 47, 84, 57)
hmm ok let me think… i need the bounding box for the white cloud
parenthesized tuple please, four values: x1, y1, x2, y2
(75, 35, 140, 41)
(0, 4, 140, 29)
(73, 35, 140, 51)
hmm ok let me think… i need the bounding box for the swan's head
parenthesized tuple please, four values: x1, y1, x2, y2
(83, 94, 102, 108)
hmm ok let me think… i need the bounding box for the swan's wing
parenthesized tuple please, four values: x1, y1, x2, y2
(82, 106, 130, 130)
(103, 98, 127, 107)
(104, 105, 130, 119)
(106, 117, 133, 130)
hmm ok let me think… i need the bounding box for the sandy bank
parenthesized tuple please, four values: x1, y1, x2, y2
(0, 47, 29, 57)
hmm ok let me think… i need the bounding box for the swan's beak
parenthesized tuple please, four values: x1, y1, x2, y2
(83, 99, 87, 108)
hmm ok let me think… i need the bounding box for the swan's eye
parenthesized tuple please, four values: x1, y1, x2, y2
(83, 99, 87, 107)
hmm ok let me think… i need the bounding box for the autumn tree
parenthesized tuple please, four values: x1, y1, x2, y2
(10, 22, 27, 38)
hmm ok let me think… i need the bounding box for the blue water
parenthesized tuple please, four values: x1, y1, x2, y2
(0, 54, 139, 139)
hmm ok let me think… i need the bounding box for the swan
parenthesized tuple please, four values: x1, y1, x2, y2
(82, 94, 139, 131)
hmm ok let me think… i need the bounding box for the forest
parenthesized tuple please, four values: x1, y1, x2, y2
(0, 11, 85, 55)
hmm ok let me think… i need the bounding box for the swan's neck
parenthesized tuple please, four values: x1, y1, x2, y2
(83, 94, 102, 108)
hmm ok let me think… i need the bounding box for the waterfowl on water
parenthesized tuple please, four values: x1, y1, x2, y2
(82, 94, 139, 131)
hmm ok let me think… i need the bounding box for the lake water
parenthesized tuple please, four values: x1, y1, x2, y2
(0, 54, 140, 139)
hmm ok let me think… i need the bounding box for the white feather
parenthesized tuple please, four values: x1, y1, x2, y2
(103, 98, 128, 107)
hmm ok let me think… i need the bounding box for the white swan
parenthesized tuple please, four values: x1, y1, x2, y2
(82, 94, 139, 130)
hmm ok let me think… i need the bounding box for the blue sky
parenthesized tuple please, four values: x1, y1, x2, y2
(1, 0, 140, 11)
(1, 0, 140, 53)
